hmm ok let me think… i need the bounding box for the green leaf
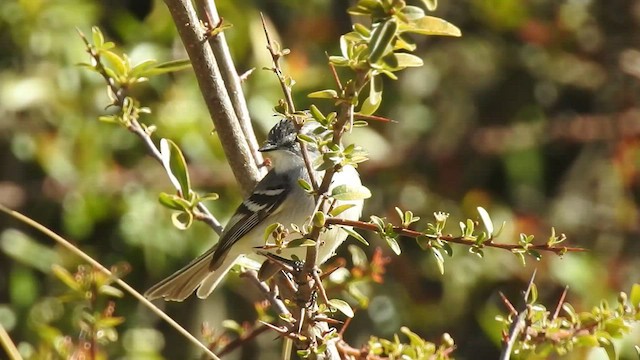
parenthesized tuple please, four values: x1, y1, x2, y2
(330, 204, 356, 217)
(101, 50, 128, 78)
(309, 104, 326, 123)
(263, 222, 282, 241)
(360, 75, 383, 116)
(51, 265, 80, 291)
(91, 26, 104, 47)
(160, 138, 191, 199)
(158, 192, 190, 211)
(394, 53, 424, 68)
(477, 207, 493, 235)
(312, 211, 326, 227)
(297, 178, 312, 192)
(140, 59, 192, 77)
(328, 299, 354, 318)
(341, 227, 369, 246)
(286, 238, 316, 248)
(368, 18, 399, 63)
(386, 236, 401, 255)
(96, 316, 125, 328)
(308, 89, 338, 99)
(331, 184, 372, 200)
(98, 285, 124, 298)
(171, 211, 193, 230)
(199, 193, 219, 202)
(401, 16, 461, 37)
(598, 336, 616, 360)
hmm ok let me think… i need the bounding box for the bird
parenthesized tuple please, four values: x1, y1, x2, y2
(144, 119, 364, 301)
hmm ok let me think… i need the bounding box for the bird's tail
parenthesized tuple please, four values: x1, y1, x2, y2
(144, 247, 238, 302)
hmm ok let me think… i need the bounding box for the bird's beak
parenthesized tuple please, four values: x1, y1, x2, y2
(258, 142, 277, 152)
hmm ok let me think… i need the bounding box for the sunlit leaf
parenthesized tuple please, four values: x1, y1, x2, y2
(329, 298, 354, 318)
(140, 59, 192, 77)
(331, 184, 372, 200)
(401, 16, 461, 37)
(160, 138, 191, 198)
(342, 227, 369, 246)
(308, 89, 338, 99)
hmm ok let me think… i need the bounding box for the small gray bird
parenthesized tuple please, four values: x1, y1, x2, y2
(145, 120, 364, 301)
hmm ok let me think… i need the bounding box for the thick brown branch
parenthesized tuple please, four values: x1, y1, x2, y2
(164, 0, 261, 195)
(198, 0, 265, 174)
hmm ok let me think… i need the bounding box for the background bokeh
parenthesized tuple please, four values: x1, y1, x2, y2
(1, 0, 640, 358)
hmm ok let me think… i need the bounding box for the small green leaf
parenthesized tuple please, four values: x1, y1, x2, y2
(101, 50, 128, 78)
(309, 104, 326, 123)
(297, 178, 312, 192)
(394, 53, 424, 68)
(331, 184, 372, 200)
(199, 193, 219, 202)
(369, 19, 399, 63)
(476, 206, 493, 236)
(330, 204, 356, 217)
(360, 75, 383, 116)
(328, 299, 354, 318)
(342, 227, 369, 246)
(98, 285, 124, 298)
(52, 265, 80, 291)
(312, 211, 326, 227)
(91, 26, 104, 47)
(139, 59, 192, 77)
(171, 211, 193, 230)
(386, 236, 401, 255)
(308, 89, 338, 99)
(160, 138, 191, 199)
(158, 192, 190, 211)
(286, 238, 316, 248)
(96, 316, 125, 328)
(401, 16, 461, 37)
(263, 222, 281, 241)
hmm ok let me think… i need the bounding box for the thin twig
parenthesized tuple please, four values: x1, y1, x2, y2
(326, 218, 586, 255)
(0, 323, 22, 360)
(0, 204, 221, 360)
(199, 0, 265, 174)
(164, 0, 261, 195)
(499, 269, 537, 360)
(259, 13, 319, 193)
(552, 286, 569, 320)
(216, 324, 270, 357)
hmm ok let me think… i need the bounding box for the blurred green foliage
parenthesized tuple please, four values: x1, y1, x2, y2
(2, 0, 640, 359)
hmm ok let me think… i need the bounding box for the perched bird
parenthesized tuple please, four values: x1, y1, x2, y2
(145, 119, 364, 301)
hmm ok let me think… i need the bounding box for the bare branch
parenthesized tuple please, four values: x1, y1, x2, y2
(198, 0, 265, 175)
(499, 269, 537, 360)
(163, 0, 261, 195)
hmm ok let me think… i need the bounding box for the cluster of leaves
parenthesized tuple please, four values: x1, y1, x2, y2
(23, 264, 127, 359)
(314, 0, 460, 116)
(497, 284, 640, 359)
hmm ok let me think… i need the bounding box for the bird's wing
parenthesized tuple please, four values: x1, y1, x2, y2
(209, 171, 291, 269)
